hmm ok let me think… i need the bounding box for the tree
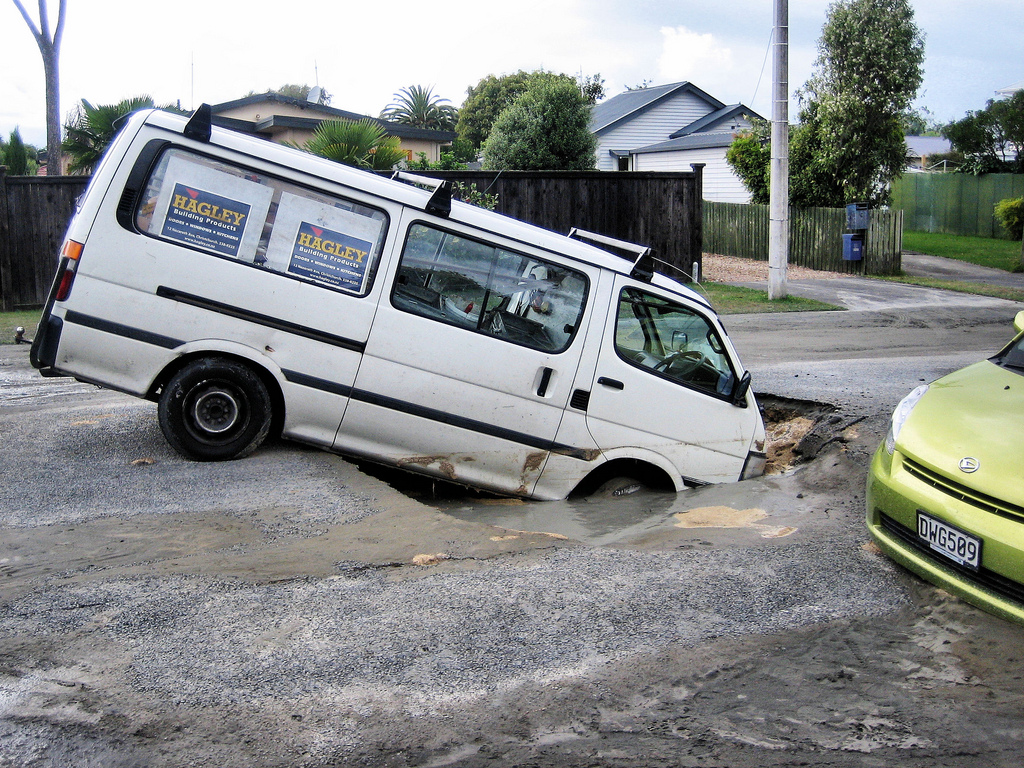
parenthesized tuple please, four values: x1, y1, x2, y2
(1, 128, 38, 175)
(62, 96, 169, 175)
(302, 119, 407, 171)
(482, 77, 597, 171)
(380, 85, 458, 131)
(727, 0, 923, 208)
(943, 90, 1024, 175)
(725, 120, 771, 204)
(797, 0, 924, 206)
(12, 0, 67, 174)
(901, 106, 942, 136)
(246, 84, 332, 105)
(457, 70, 603, 153)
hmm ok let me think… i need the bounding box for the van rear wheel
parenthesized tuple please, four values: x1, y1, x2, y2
(159, 358, 272, 461)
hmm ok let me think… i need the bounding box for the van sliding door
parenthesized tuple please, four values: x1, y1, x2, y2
(336, 214, 596, 497)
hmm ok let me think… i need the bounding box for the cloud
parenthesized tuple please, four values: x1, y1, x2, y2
(658, 26, 735, 83)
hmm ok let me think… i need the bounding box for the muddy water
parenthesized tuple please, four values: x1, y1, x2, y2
(359, 396, 833, 547)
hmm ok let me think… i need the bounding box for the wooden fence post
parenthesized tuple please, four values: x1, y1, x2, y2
(0, 166, 12, 312)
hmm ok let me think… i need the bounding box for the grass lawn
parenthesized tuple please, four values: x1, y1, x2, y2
(699, 283, 842, 314)
(0, 309, 41, 345)
(903, 230, 1023, 272)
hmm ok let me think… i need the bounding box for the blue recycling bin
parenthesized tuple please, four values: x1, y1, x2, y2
(842, 233, 864, 261)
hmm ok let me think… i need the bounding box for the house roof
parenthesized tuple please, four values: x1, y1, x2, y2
(996, 80, 1024, 98)
(632, 132, 740, 155)
(210, 93, 456, 141)
(904, 135, 951, 158)
(590, 81, 726, 135)
(668, 104, 764, 139)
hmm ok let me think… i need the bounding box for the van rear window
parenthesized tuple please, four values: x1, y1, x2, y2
(134, 148, 388, 295)
(392, 224, 588, 353)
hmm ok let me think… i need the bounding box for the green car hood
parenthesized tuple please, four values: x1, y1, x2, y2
(899, 360, 1024, 507)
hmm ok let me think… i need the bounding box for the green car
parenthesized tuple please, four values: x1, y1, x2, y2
(867, 310, 1024, 624)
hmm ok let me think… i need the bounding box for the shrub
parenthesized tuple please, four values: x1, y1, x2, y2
(995, 197, 1024, 241)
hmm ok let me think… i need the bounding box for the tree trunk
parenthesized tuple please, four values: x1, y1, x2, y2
(42, 40, 62, 174)
(12, 0, 66, 175)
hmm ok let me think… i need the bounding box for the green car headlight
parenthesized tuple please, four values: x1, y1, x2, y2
(885, 384, 929, 454)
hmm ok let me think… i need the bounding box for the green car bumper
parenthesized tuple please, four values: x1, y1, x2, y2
(866, 443, 1024, 625)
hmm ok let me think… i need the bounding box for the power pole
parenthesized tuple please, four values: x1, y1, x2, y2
(768, 0, 790, 299)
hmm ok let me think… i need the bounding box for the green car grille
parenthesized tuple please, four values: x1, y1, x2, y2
(903, 458, 1024, 524)
(879, 512, 1024, 606)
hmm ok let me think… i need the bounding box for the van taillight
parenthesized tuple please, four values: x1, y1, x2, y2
(54, 239, 84, 301)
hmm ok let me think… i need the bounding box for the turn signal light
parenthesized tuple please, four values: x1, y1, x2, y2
(62, 239, 84, 260)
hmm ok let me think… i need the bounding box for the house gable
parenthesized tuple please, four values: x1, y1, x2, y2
(591, 82, 740, 172)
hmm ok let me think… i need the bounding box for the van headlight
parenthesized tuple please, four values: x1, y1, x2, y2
(885, 384, 929, 454)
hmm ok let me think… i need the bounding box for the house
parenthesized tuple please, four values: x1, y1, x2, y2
(590, 82, 764, 203)
(210, 92, 456, 164)
(904, 135, 953, 171)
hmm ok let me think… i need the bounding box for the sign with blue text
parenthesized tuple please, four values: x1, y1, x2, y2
(161, 183, 252, 257)
(151, 154, 273, 261)
(264, 191, 384, 293)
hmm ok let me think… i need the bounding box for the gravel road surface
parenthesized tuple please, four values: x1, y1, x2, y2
(3, 265, 1024, 767)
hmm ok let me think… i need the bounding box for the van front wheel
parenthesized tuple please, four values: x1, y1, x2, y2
(159, 358, 272, 461)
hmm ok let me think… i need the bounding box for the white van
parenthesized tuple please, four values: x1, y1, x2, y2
(32, 107, 766, 500)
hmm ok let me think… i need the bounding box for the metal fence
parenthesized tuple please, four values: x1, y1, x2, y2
(0, 169, 88, 311)
(892, 172, 1024, 238)
(703, 201, 903, 276)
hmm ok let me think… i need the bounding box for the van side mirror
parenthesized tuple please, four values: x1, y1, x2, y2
(731, 371, 752, 406)
(1014, 310, 1024, 336)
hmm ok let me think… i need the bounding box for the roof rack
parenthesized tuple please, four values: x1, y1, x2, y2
(391, 171, 452, 218)
(568, 228, 654, 282)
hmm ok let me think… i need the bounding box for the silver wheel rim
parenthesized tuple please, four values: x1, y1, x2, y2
(192, 387, 240, 435)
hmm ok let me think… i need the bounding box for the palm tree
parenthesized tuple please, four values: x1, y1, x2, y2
(380, 85, 457, 132)
(62, 96, 158, 174)
(303, 119, 407, 171)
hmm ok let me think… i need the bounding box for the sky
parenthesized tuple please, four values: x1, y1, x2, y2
(2, 0, 1022, 149)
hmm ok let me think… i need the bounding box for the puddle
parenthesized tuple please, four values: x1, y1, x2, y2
(353, 395, 836, 546)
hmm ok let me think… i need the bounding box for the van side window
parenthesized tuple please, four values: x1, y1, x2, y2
(616, 287, 736, 397)
(134, 148, 388, 295)
(393, 223, 587, 353)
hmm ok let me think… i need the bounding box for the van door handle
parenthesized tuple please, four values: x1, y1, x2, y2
(598, 377, 624, 390)
(537, 367, 554, 397)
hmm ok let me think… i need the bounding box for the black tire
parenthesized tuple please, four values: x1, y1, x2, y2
(158, 357, 272, 461)
(593, 476, 647, 497)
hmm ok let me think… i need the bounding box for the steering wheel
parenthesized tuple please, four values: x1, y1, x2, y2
(654, 349, 708, 377)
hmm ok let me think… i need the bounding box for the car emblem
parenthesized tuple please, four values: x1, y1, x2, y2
(959, 457, 980, 474)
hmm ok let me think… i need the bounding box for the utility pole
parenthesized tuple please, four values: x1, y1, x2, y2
(768, 0, 790, 299)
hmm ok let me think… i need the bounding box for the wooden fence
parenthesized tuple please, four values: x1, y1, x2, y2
(1, 169, 705, 310)
(0, 168, 88, 311)
(412, 169, 704, 280)
(703, 201, 903, 276)
(892, 172, 1024, 238)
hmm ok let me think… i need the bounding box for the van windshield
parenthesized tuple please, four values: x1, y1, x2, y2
(615, 287, 736, 397)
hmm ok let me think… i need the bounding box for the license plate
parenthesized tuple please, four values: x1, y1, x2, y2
(917, 512, 982, 570)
